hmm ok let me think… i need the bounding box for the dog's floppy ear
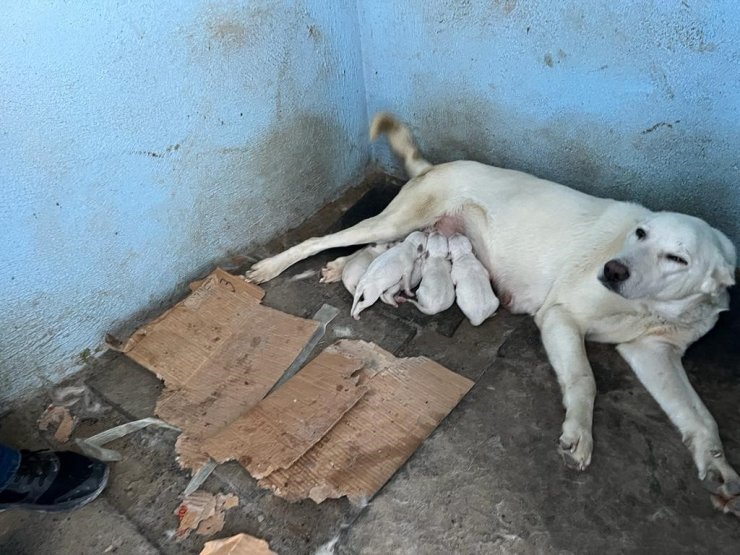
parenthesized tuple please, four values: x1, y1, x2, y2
(701, 229, 736, 295)
(700, 264, 735, 295)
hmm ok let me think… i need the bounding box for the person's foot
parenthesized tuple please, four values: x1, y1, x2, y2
(0, 450, 109, 512)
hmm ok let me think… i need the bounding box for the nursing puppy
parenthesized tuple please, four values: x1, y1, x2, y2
(408, 232, 455, 315)
(337, 243, 392, 295)
(247, 113, 740, 515)
(449, 234, 500, 326)
(351, 231, 426, 319)
(382, 247, 425, 305)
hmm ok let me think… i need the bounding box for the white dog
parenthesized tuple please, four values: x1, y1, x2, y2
(247, 113, 739, 514)
(408, 232, 456, 315)
(449, 234, 500, 326)
(350, 231, 427, 319)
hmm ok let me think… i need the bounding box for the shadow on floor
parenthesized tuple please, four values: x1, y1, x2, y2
(2, 180, 739, 554)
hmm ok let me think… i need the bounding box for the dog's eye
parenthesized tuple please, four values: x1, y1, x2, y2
(635, 228, 646, 240)
(665, 254, 688, 265)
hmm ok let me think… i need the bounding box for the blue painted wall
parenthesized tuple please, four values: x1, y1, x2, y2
(359, 0, 739, 250)
(2, 1, 739, 402)
(0, 1, 367, 402)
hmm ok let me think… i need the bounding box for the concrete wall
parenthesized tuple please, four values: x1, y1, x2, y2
(0, 1, 367, 402)
(3, 0, 739, 403)
(359, 0, 739, 249)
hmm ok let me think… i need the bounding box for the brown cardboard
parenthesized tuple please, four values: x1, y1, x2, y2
(205, 350, 368, 478)
(208, 339, 474, 504)
(38, 405, 76, 443)
(120, 268, 319, 470)
(200, 533, 276, 555)
(175, 491, 239, 540)
(120, 269, 473, 504)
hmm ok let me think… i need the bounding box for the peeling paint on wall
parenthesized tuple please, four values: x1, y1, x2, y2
(360, 0, 739, 252)
(1, 0, 739, 403)
(0, 0, 367, 402)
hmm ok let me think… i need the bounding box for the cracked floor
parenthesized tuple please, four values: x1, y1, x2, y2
(1, 179, 739, 554)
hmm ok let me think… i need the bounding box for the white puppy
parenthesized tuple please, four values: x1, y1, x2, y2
(449, 234, 500, 326)
(247, 113, 740, 515)
(351, 231, 427, 319)
(408, 232, 455, 315)
(339, 243, 392, 295)
(380, 248, 424, 305)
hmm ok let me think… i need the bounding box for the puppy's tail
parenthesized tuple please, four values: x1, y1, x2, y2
(370, 112, 433, 178)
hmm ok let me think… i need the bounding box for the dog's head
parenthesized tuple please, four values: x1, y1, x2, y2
(598, 212, 736, 302)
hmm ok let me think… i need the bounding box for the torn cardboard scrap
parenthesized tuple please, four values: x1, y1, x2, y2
(38, 405, 76, 443)
(175, 491, 239, 540)
(119, 268, 319, 471)
(200, 533, 276, 555)
(205, 349, 368, 479)
(207, 340, 474, 504)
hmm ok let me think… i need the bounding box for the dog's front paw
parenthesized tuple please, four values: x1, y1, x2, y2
(320, 259, 344, 283)
(698, 448, 740, 499)
(711, 493, 740, 519)
(558, 425, 593, 471)
(245, 257, 283, 284)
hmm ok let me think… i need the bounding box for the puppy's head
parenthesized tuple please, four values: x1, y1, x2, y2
(426, 232, 449, 258)
(448, 233, 473, 258)
(599, 212, 736, 302)
(405, 230, 428, 254)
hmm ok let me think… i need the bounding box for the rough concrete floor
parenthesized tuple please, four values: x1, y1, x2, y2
(1, 181, 739, 554)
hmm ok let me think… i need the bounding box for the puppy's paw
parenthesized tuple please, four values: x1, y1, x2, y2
(558, 427, 593, 471)
(245, 258, 282, 284)
(320, 260, 344, 283)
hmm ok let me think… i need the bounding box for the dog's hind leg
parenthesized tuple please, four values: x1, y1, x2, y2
(246, 187, 443, 283)
(380, 283, 401, 306)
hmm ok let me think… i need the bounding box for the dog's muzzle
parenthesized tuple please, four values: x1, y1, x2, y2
(599, 259, 630, 291)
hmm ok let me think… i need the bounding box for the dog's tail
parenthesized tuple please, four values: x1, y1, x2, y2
(370, 112, 433, 178)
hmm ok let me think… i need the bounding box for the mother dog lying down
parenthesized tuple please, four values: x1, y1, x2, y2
(247, 113, 739, 514)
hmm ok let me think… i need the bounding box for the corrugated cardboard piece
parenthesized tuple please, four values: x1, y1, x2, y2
(205, 349, 369, 479)
(120, 268, 319, 470)
(120, 268, 473, 503)
(207, 339, 474, 504)
(200, 533, 276, 555)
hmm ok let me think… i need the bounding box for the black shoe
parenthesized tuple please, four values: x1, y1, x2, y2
(0, 450, 109, 512)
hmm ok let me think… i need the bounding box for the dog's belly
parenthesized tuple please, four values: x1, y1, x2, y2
(432, 211, 548, 314)
(433, 214, 465, 236)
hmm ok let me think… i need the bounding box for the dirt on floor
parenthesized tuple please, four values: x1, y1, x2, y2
(1, 179, 739, 554)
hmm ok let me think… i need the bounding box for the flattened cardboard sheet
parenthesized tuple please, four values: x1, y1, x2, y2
(205, 350, 368, 478)
(208, 339, 474, 504)
(120, 268, 319, 469)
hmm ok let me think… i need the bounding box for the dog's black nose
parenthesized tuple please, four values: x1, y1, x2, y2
(603, 260, 630, 283)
